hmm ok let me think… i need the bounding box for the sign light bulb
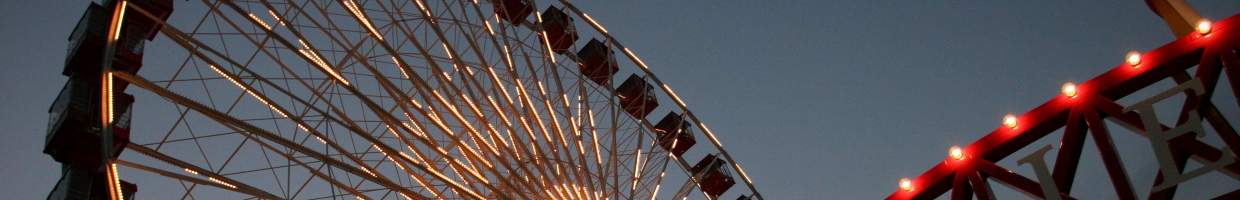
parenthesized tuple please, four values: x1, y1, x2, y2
(1196, 19, 1212, 35)
(1062, 82, 1078, 98)
(899, 178, 914, 191)
(1003, 114, 1018, 129)
(949, 146, 965, 160)
(1126, 51, 1142, 67)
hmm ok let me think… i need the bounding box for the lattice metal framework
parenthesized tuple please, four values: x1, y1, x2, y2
(888, 7, 1240, 200)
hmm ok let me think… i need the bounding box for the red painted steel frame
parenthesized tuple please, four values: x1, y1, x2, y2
(887, 13, 1240, 200)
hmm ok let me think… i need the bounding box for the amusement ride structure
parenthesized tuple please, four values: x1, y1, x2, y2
(40, 0, 1240, 199)
(889, 1, 1240, 199)
(43, 0, 760, 199)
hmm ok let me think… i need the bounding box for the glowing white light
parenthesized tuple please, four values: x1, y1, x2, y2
(105, 72, 114, 125)
(361, 167, 377, 177)
(247, 13, 271, 30)
(1062, 82, 1078, 98)
(108, 163, 124, 200)
(899, 177, 914, 191)
(208, 177, 237, 189)
(110, 1, 128, 41)
(413, 0, 433, 19)
(267, 10, 285, 26)
(297, 49, 350, 85)
(1197, 19, 1213, 35)
(392, 56, 408, 78)
(581, 13, 608, 34)
(1003, 114, 1018, 129)
(1126, 51, 1142, 66)
(343, 0, 383, 40)
(949, 146, 965, 160)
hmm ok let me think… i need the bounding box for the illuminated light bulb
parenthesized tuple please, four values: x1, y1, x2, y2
(949, 146, 965, 160)
(1126, 51, 1142, 66)
(1062, 82, 1078, 98)
(1196, 19, 1212, 35)
(1003, 114, 1018, 129)
(899, 178, 914, 191)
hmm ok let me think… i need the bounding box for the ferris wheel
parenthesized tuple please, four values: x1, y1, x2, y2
(43, 0, 762, 199)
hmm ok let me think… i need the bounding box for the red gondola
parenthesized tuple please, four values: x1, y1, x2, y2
(44, 75, 134, 169)
(63, 3, 120, 76)
(493, 0, 533, 24)
(654, 112, 695, 156)
(616, 74, 658, 118)
(541, 5, 577, 54)
(64, 1, 172, 78)
(576, 39, 619, 85)
(62, 2, 164, 78)
(692, 154, 736, 198)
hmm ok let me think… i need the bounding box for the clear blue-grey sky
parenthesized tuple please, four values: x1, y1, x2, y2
(3, 0, 1239, 199)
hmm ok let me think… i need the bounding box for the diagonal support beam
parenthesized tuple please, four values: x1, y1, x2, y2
(1145, 0, 1204, 37)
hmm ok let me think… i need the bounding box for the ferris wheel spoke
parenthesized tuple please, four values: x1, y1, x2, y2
(526, 78, 593, 199)
(489, 4, 694, 199)
(207, 1, 511, 198)
(455, 3, 580, 198)
(433, 0, 598, 197)
(565, 85, 601, 199)
(381, 0, 528, 183)
(158, 70, 256, 195)
(118, 32, 414, 195)
(148, 1, 230, 155)
(317, 3, 525, 198)
(261, 0, 529, 198)
(117, 68, 433, 199)
(644, 141, 682, 198)
(575, 82, 609, 197)
(645, 151, 673, 200)
(502, 22, 593, 198)
(146, 15, 428, 200)
(134, 129, 356, 200)
(484, 7, 597, 198)
(433, 0, 541, 178)
(508, 43, 576, 199)
(115, 159, 280, 198)
(367, 0, 585, 197)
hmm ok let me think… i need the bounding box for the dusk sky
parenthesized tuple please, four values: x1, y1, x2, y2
(3, 0, 1240, 199)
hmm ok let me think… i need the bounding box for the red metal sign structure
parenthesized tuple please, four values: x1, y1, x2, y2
(888, 9, 1240, 200)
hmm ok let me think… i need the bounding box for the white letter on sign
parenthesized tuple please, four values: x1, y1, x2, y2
(1122, 79, 1234, 191)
